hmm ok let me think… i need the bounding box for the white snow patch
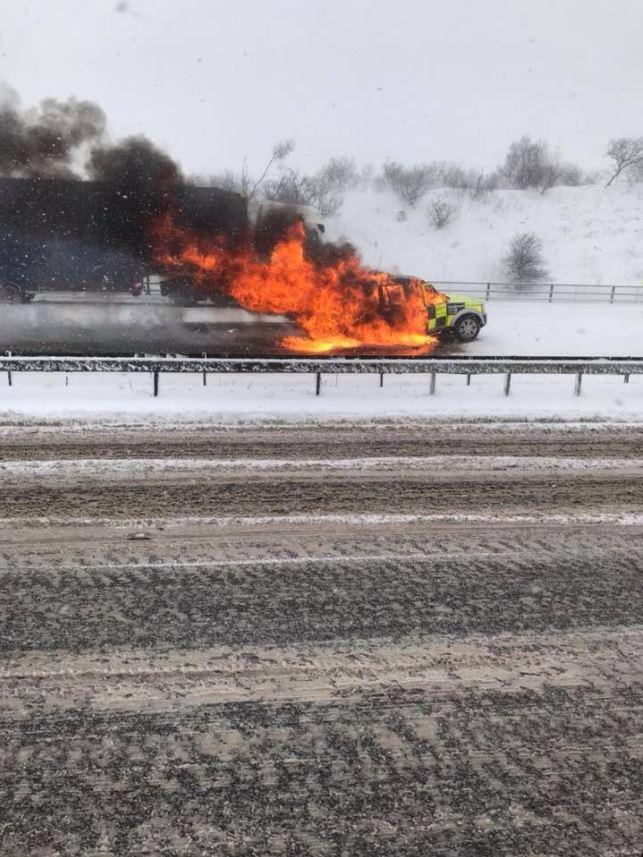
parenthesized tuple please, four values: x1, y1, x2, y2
(0, 368, 640, 423)
(328, 184, 643, 288)
(1, 512, 641, 528)
(0, 455, 638, 479)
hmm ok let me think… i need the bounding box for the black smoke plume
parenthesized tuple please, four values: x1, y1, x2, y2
(0, 88, 201, 290)
(0, 87, 310, 296)
(0, 88, 106, 178)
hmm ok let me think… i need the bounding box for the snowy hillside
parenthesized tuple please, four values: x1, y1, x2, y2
(326, 184, 643, 287)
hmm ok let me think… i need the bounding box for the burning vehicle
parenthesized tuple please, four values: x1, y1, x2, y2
(155, 212, 487, 351)
(0, 93, 487, 354)
(0, 178, 485, 354)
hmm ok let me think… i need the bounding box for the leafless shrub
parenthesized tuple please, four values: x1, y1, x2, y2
(305, 157, 361, 216)
(467, 171, 499, 200)
(428, 196, 457, 229)
(504, 232, 548, 282)
(380, 162, 435, 207)
(557, 163, 583, 186)
(263, 168, 312, 206)
(626, 158, 643, 184)
(605, 137, 643, 187)
(263, 156, 363, 216)
(379, 160, 503, 204)
(537, 161, 563, 195)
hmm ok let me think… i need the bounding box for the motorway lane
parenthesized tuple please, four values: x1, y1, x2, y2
(0, 300, 473, 357)
(0, 422, 641, 856)
(0, 302, 300, 357)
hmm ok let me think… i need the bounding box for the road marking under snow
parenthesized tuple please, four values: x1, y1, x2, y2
(0, 552, 504, 574)
(1, 512, 642, 528)
(0, 455, 640, 478)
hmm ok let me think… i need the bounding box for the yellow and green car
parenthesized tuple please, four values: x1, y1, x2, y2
(420, 281, 487, 342)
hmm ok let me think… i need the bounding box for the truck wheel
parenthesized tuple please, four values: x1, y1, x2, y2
(170, 292, 201, 306)
(453, 314, 481, 342)
(0, 283, 23, 304)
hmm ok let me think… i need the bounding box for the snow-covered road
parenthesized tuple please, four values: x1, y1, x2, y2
(0, 298, 640, 358)
(464, 300, 643, 356)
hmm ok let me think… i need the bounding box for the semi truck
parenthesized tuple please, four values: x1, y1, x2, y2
(0, 177, 324, 304)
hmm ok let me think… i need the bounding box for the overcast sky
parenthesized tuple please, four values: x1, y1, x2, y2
(1, 0, 642, 176)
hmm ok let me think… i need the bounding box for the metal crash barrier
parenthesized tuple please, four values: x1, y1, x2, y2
(0, 355, 641, 398)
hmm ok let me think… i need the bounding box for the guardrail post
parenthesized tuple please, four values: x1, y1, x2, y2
(429, 372, 436, 395)
(609, 285, 616, 304)
(504, 373, 511, 396)
(315, 371, 321, 396)
(548, 284, 554, 303)
(466, 373, 471, 386)
(202, 352, 207, 386)
(574, 371, 583, 396)
(379, 371, 384, 387)
(624, 373, 630, 384)
(6, 350, 11, 387)
(485, 283, 491, 300)
(153, 370, 159, 398)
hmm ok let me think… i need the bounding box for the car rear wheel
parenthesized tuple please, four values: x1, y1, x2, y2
(453, 314, 481, 342)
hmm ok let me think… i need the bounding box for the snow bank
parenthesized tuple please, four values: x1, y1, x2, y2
(327, 184, 643, 287)
(0, 368, 640, 425)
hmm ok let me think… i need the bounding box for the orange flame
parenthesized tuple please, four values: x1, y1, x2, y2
(153, 215, 439, 354)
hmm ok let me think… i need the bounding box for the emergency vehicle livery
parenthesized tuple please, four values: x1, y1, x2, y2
(421, 282, 487, 342)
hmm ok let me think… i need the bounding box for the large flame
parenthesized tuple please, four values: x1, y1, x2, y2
(152, 214, 439, 354)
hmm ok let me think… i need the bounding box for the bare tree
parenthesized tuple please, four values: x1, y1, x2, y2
(191, 162, 253, 195)
(263, 168, 312, 206)
(605, 137, 643, 187)
(501, 137, 550, 189)
(380, 162, 435, 207)
(538, 161, 562, 195)
(428, 197, 457, 229)
(504, 232, 548, 282)
(189, 141, 294, 198)
(248, 138, 295, 198)
(500, 136, 582, 194)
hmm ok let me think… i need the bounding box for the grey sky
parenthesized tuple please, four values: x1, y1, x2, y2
(1, 0, 641, 176)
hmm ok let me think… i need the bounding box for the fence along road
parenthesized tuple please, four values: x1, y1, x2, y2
(9, 280, 643, 306)
(1, 355, 641, 397)
(433, 280, 643, 302)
